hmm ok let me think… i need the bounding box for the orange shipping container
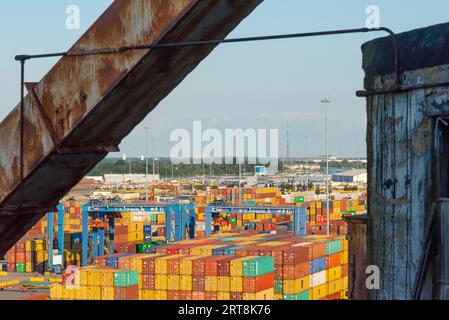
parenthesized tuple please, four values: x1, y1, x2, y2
(242, 273, 274, 293)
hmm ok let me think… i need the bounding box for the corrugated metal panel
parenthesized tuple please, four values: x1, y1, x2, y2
(0, 0, 263, 256)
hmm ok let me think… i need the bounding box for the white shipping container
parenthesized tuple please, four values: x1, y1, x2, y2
(309, 270, 326, 288)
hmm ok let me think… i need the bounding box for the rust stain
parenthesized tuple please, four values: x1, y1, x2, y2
(411, 118, 432, 156)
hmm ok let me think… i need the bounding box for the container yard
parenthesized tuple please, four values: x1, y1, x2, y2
(1, 0, 449, 306)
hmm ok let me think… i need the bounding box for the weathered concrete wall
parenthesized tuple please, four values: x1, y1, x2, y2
(362, 22, 449, 300)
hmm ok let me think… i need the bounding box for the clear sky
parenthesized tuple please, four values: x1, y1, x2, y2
(1, 1, 449, 158)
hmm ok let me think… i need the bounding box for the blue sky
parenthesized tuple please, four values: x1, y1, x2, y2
(1, 1, 449, 158)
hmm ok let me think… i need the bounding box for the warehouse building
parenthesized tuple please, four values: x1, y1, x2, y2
(331, 169, 367, 184)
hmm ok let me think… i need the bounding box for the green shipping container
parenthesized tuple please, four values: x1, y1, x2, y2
(16, 263, 26, 273)
(326, 239, 342, 255)
(114, 270, 138, 287)
(242, 256, 274, 277)
(294, 196, 305, 203)
(284, 289, 310, 300)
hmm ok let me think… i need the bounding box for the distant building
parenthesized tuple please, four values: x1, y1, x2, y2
(104, 174, 160, 183)
(332, 169, 367, 184)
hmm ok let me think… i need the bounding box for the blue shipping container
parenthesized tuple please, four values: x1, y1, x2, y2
(310, 257, 326, 274)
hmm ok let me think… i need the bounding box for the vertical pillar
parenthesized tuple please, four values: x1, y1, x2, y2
(57, 204, 65, 267)
(92, 227, 99, 259)
(98, 213, 105, 257)
(174, 205, 182, 242)
(165, 206, 172, 243)
(205, 206, 213, 237)
(108, 217, 115, 254)
(81, 205, 89, 267)
(47, 212, 54, 269)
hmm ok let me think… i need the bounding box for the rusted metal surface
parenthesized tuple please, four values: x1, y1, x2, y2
(362, 23, 449, 299)
(0, 0, 263, 256)
(345, 215, 369, 300)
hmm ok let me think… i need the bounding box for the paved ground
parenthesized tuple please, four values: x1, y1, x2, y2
(0, 273, 51, 300)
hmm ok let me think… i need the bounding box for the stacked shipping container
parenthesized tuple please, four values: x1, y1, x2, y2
(51, 232, 348, 300)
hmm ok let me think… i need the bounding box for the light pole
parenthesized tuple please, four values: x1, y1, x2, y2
(304, 135, 309, 192)
(145, 126, 149, 202)
(122, 153, 127, 184)
(152, 138, 155, 175)
(321, 98, 331, 236)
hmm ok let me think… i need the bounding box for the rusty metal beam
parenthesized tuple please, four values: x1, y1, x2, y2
(0, 0, 264, 256)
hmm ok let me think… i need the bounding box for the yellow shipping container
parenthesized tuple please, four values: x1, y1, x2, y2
(50, 283, 63, 300)
(312, 284, 328, 300)
(62, 286, 70, 300)
(243, 288, 274, 300)
(80, 286, 89, 300)
(102, 287, 115, 300)
(168, 275, 180, 291)
(130, 254, 157, 273)
(217, 276, 230, 292)
(67, 287, 76, 300)
(179, 256, 199, 275)
(341, 251, 348, 264)
(230, 257, 254, 276)
(87, 286, 101, 300)
(155, 275, 168, 290)
(217, 292, 230, 300)
(230, 276, 243, 292)
(327, 266, 342, 282)
(155, 255, 185, 274)
(100, 269, 115, 287)
(328, 279, 342, 295)
(180, 275, 192, 291)
(141, 290, 155, 300)
(155, 290, 167, 300)
(205, 276, 218, 292)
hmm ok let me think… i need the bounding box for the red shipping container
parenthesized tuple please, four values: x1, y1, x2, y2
(16, 253, 26, 263)
(192, 291, 205, 300)
(115, 225, 128, 235)
(310, 242, 326, 259)
(16, 242, 25, 253)
(168, 256, 183, 274)
(142, 274, 155, 290)
(6, 252, 16, 263)
(6, 263, 15, 272)
(143, 255, 166, 274)
(282, 247, 309, 265)
(94, 256, 107, 267)
(217, 257, 232, 276)
(205, 256, 229, 276)
(283, 262, 310, 280)
(274, 266, 283, 280)
(242, 273, 274, 293)
(114, 285, 139, 300)
(192, 257, 207, 276)
(168, 290, 180, 300)
(204, 292, 217, 300)
(118, 256, 134, 270)
(179, 291, 192, 300)
(192, 276, 205, 291)
(230, 292, 243, 300)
